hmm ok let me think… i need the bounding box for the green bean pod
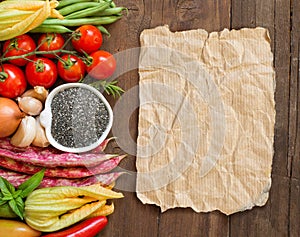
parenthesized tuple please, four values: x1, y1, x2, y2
(98, 7, 127, 16)
(58, 2, 100, 16)
(56, 0, 98, 9)
(42, 16, 122, 26)
(64, 1, 111, 19)
(30, 25, 73, 34)
(97, 25, 110, 36)
(109, 0, 117, 8)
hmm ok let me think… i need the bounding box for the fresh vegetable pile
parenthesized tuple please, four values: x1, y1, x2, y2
(0, 0, 127, 236)
(0, 169, 124, 236)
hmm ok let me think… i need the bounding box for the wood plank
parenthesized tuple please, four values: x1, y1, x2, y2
(272, 0, 291, 178)
(290, 0, 300, 180)
(289, 1, 300, 236)
(290, 178, 300, 237)
(170, 0, 231, 32)
(159, 209, 228, 237)
(231, 0, 256, 29)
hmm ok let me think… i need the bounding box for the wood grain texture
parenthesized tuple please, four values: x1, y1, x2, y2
(290, 0, 300, 180)
(97, 0, 299, 236)
(289, 0, 300, 236)
(290, 179, 300, 237)
(159, 210, 229, 237)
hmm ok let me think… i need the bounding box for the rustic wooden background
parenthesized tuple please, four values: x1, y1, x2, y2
(100, 0, 300, 236)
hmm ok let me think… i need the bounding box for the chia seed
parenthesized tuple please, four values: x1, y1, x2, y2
(51, 87, 109, 148)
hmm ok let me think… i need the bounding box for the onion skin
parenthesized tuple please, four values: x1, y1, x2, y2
(0, 97, 24, 138)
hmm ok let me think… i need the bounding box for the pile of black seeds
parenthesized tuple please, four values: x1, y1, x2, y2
(51, 87, 110, 148)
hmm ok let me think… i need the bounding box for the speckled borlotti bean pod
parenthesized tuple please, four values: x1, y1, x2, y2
(0, 138, 117, 167)
(0, 155, 126, 178)
(0, 168, 125, 187)
(90, 137, 116, 153)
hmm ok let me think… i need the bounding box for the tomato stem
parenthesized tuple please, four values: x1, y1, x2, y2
(45, 33, 55, 47)
(80, 50, 93, 66)
(8, 38, 18, 50)
(60, 54, 75, 69)
(72, 30, 82, 41)
(34, 59, 45, 72)
(0, 71, 8, 82)
(0, 49, 78, 63)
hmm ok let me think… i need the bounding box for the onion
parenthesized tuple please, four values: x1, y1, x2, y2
(0, 97, 25, 138)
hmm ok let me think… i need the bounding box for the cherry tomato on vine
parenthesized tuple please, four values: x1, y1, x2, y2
(37, 33, 65, 58)
(86, 50, 116, 80)
(2, 34, 36, 66)
(0, 64, 27, 98)
(25, 58, 57, 88)
(71, 25, 103, 54)
(57, 54, 86, 83)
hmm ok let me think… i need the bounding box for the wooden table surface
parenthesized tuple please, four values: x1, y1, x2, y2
(100, 0, 300, 236)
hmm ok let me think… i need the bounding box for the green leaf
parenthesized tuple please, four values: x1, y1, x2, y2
(8, 199, 23, 220)
(15, 196, 24, 217)
(19, 169, 45, 198)
(0, 176, 15, 198)
(12, 190, 22, 199)
(1, 194, 13, 201)
(0, 199, 7, 206)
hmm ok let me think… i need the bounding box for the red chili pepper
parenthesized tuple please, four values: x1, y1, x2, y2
(42, 216, 108, 237)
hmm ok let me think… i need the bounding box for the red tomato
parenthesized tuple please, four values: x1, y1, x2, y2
(86, 50, 116, 80)
(0, 64, 27, 98)
(2, 34, 36, 66)
(25, 58, 57, 88)
(37, 33, 65, 58)
(71, 25, 103, 54)
(57, 54, 86, 82)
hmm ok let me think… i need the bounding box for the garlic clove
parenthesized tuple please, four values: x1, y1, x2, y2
(18, 97, 43, 116)
(32, 116, 50, 148)
(10, 116, 37, 147)
(21, 86, 49, 103)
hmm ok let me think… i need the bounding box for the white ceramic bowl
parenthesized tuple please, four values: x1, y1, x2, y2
(40, 83, 113, 153)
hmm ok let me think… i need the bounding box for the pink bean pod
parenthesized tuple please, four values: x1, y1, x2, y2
(0, 138, 117, 167)
(0, 168, 125, 187)
(0, 155, 126, 178)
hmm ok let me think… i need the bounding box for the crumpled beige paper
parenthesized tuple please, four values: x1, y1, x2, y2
(136, 25, 275, 215)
